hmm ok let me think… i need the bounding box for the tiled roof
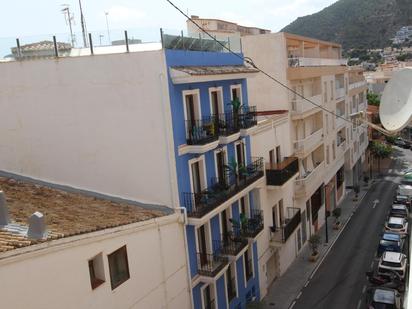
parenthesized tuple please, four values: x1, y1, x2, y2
(171, 65, 259, 76)
(0, 177, 165, 253)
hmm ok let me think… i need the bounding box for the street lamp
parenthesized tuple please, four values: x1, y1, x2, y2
(105, 12, 111, 45)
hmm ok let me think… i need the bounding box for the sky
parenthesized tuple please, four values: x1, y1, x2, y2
(0, 0, 338, 39)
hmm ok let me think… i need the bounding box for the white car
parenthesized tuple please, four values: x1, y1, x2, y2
(385, 217, 408, 236)
(377, 251, 407, 279)
(390, 204, 409, 219)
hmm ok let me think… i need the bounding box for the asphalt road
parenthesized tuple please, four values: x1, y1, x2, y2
(293, 147, 410, 309)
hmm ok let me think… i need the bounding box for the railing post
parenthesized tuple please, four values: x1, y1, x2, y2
(124, 30, 129, 53)
(181, 30, 184, 50)
(160, 28, 164, 48)
(16, 38, 22, 59)
(88, 33, 94, 55)
(52, 35, 58, 58)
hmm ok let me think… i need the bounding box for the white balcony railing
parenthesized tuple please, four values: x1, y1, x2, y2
(289, 57, 348, 67)
(335, 87, 345, 100)
(295, 162, 325, 198)
(293, 129, 323, 156)
(291, 94, 322, 115)
(349, 80, 367, 90)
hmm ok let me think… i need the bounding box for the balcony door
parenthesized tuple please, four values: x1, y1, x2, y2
(215, 149, 227, 187)
(221, 208, 231, 238)
(184, 90, 201, 139)
(202, 285, 215, 309)
(191, 161, 202, 195)
(276, 146, 281, 164)
(210, 88, 223, 117)
(185, 94, 196, 127)
(236, 142, 246, 168)
(198, 224, 211, 267)
(269, 149, 275, 167)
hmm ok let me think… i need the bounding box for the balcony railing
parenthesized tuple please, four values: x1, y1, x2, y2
(266, 157, 299, 186)
(197, 252, 229, 278)
(239, 106, 257, 130)
(218, 112, 240, 136)
(186, 116, 219, 145)
(288, 57, 348, 67)
(183, 158, 264, 218)
(272, 208, 301, 243)
(295, 161, 325, 198)
(294, 129, 323, 155)
(291, 94, 322, 115)
(204, 300, 216, 309)
(240, 209, 264, 238)
(213, 231, 248, 256)
(349, 80, 367, 90)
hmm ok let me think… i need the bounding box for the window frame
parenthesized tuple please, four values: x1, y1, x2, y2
(108, 245, 130, 290)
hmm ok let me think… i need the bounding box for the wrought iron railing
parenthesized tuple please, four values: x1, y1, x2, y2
(186, 116, 219, 145)
(197, 252, 229, 278)
(239, 106, 257, 130)
(183, 158, 264, 218)
(241, 209, 264, 238)
(213, 231, 248, 256)
(218, 112, 240, 136)
(282, 208, 301, 242)
(266, 157, 299, 186)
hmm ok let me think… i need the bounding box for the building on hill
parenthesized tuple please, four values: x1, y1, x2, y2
(0, 174, 190, 309)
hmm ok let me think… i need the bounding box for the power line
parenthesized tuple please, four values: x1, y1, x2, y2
(165, 0, 357, 126)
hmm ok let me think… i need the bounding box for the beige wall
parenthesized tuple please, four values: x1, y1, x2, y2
(0, 214, 190, 309)
(0, 51, 178, 208)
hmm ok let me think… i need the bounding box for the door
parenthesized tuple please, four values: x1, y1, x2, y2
(211, 91, 220, 116)
(278, 200, 284, 225)
(221, 209, 229, 238)
(301, 210, 307, 244)
(191, 161, 202, 194)
(272, 205, 278, 230)
(203, 285, 213, 309)
(269, 149, 275, 167)
(198, 225, 208, 266)
(185, 94, 196, 126)
(236, 142, 246, 167)
(216, 150, 226, 187)
(276, 146, 281, 164)
(297, 228, 302, 252)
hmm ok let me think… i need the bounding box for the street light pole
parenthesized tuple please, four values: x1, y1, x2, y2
(105, 12, 111, 45)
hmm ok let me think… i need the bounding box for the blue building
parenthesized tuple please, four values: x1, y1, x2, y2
(164, 46, 265, 309)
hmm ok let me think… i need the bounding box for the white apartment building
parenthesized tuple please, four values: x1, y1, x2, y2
(0, 175, 190, 309)
(241, 32, 368, 297)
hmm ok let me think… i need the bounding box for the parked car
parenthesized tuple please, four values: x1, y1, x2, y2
(384, 217, 408, 236)
(366, 287, 402, 309)
(377, 251, 407, 280)
(378, 233, 404, 256)
(393, 195, 410, 208)
(394, 138, 408, 148)
(389, 204, 409, 219)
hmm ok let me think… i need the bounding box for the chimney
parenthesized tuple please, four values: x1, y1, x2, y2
(0, 191, 9, 226)
(27, 212, 46, 240)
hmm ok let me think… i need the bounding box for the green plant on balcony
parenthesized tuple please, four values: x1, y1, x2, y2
(224, 158, 248, 187)
(228, 97, 243, 127)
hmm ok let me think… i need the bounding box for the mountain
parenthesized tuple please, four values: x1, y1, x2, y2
(281, 0, 412, 49)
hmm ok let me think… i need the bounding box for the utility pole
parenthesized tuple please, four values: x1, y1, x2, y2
(79, 0, 88, 47)
(105, 12, 111, 45)
(61, 5, 75, 46)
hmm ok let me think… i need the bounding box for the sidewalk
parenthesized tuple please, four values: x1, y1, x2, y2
(261, 182, 372, 309)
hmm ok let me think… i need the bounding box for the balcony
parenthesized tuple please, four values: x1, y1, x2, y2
(197, 252, 229, 278)
(288, 57, 348, 67)
(290, 94, 322, 119)
(270, 208, 301, 243)
(183, 158, 264, 218)
(293, 129, 323, 157)
(240, 209, 264, 239)
(266, 157, 299, 187)
(359, 101, 366, 112)
(213, 231, 248, 257)
(349, 80, 367, 90)
(239, 106, 257, 136)
(186, 116, 219, 145)
(335, 87, 345, 100)
(294, 161, 325, 199)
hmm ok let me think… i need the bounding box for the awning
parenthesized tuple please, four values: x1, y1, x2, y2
(169, 65, 259, 84)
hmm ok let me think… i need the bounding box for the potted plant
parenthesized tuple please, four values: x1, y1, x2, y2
(353, 185, 360, 201)
(308, 234, 321, 262)
(332, 208, 342, 230)
(224, 158, 248, 187)
(228, 97, 243, 128)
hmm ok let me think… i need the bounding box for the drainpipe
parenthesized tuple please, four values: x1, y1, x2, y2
(176, 206, 194, 309)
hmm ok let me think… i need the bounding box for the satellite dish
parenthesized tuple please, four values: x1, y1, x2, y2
(380, 67, 412, 133)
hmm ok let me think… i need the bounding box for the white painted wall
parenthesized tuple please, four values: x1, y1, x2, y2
(0, 214, 191, 309)
(0, 51, 178, 208)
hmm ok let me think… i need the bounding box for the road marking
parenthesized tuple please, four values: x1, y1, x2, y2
(362, 285, 367, 294)
(304, 281, 309, 288)
(372, 199, 379, 209)
(357, 299, 362, 309)
(289, 300, 296, 309)
(370, 260, 374, 270)
(296, 291, 302, 299)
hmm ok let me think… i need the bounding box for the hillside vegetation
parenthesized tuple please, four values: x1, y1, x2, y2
(281, 0, 412, 49)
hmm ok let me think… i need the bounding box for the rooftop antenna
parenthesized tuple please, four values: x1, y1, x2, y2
(61, 4, 75, 46)
(105, 11, 111, 45)
(78, 0, 88, 47)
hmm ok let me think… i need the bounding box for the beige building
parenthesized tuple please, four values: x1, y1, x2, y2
(240, 32, 368, 297)
(0, 175, 191, 309)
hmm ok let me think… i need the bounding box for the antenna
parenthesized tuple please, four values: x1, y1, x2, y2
(61, 4, 75, 46)
(105, 12, 111, 45)
(78, 0, 88, 48)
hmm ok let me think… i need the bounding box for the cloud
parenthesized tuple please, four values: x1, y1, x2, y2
(106, 5, 146, 23)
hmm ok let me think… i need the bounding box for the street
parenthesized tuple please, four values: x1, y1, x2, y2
(293, 147, 411, 309)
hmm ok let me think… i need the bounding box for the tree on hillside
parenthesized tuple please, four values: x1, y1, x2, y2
(369, 141, 392, 174)
(367, 92, 380, 106)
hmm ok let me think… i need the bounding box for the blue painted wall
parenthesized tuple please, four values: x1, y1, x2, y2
(216, 274, 228, 309)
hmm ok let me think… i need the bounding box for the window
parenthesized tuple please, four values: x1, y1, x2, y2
(326, 145, 330, 164)
(332, 142, 336, 160)
(202, 284, 216, 309)
(269, 149, 275, 166)
(226, 263, 237, 302)
(330, 81, 334, 101)
(230, 85, 243, 106)
(325, 114, 329, 134)
(323, 81, 327, 102)
(209, 87, 224, 116)
(108, 246, 130, 290)
(88, 254, 105, 290)
(244, 248, 253, 284)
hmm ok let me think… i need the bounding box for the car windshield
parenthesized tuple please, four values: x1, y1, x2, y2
(371, 303, 396, 309)
(388, 223, 404, 229)
(380, 240, 398, 248)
